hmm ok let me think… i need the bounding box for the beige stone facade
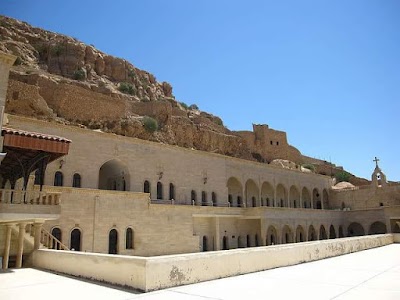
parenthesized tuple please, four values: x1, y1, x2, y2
(2, 113, 399, 258)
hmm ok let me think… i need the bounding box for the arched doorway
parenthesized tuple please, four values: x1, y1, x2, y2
(266, 226, 278, 245)
(98, 159, 130, 191)
(329, 225, 336, 239)
(347, 222, 365, 237)
(319, 225, 327, 240)
(302, 187, 311, 208)
(289, 186, 300, 208)
(143, 180, 150, 193)
(202, 236, 208, 251)
(222, 236, 228, 250)
(261, 181, 274, 207)
(51, 227, 62, 249)
(70, 228, 81, 251)
(109, 229, 118, 254)
(308, 225, 317, 241)
(296, 225, 305, 242)
(276, 184, 287, 207)
(282, 225, 293, 244)
(245, 179, 259, 207)
(313, 188, 321, 209)
(368, 221, 387, 235)
(227, 177, 243, 207)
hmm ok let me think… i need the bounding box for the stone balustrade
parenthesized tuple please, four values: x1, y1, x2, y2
(0, 189, 61, 205)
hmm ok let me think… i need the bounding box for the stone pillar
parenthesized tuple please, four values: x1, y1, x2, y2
(33, 223, 43, 250)
(321, 192, 325, 210)
(215, 217, 220, 250)
(287, 191, 291, 208)
(2, 224, 12, 269)
(260, 219, 267, 246)
(273, 188, 277, 207)
(299, 192, 303, 208)
(0, 52, 16, 151)
(15, 223, 26, 268)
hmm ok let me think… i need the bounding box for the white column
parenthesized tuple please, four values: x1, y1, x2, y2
(15, 223, 26, 268)
(2, 224, 12, 269)
(215, 217, 220, 250)
(33, 223, 43, 250)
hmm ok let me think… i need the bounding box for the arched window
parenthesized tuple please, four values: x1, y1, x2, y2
(157, 182, 163, 200)
(211, 192, 217, 205)
(109, 229, 118, 254)
(126, 228, 133, 249)
(143, 180, 150, 193)
(202, 191, 207, 206)
(54, 171, 63, 186)
(191, 190, 197, 203)
(169, 183, 175, 200)
(70, 228, 81, 251)
(51, 227, 62, 250)
(72, 173, 81, 188)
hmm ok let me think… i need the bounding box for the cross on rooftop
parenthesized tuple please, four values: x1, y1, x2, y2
(373, 156, 380, 168)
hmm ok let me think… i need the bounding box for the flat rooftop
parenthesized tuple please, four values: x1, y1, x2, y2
(1, 244, 399, 300)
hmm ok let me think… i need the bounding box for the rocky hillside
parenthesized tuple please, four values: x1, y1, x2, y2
(0, 16, 369, 184)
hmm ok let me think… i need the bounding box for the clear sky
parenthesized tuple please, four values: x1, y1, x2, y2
(1, 0, 399, 181)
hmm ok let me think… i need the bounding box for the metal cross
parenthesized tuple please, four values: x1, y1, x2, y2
(373, 156, 380, 167)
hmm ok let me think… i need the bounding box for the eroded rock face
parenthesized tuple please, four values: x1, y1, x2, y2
(1, 15, 360, 178)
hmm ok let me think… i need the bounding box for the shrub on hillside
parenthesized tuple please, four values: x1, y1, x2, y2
(302, 164, 315, 172)
(118, 82, 135, 95)
(335, 171, 351, 183)
(73, 69, 85, 80)
(142, 116, 158, 133)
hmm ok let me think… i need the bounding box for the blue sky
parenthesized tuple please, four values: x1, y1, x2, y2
(1, 1, 399, 181)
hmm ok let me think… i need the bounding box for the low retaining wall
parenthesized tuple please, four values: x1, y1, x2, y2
(31, 234, 394, 292)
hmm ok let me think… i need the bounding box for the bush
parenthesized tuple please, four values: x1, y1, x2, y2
(118, 82, 135, 95)
(51, 44, 64, 56)
(189, 104, 199, 110)
(127, 69, 135, 78)
(214, 117, 223, 126)
(142, 116, 158, 133)
(179, 102, 188, 110)
(302, 164, 315, 172)
(335, 171, 351, 183)
(73, 69, 85, 80)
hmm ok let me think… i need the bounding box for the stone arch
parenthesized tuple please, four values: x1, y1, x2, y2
(54, 171, 63, 187)
(98, 159, 130, 191)
(308, 225, 317, 241)
(323, 189, 329, 209)
(339, 226, 344, 238)
(281, 225, 293, 244)
(70, 228, 81, 251)
(289, 185, 300, 208)
(329, 225, 336, 239)
(109, 228, 118, 254)
(125, 227, 133, 249)
(227, 177, 243, 207)
(266, 225, 278, 245)
(319, 225, 327, 240)
(51, 227, 62, 249)
(261, 181, 274, 207)
(302, 187, 311, 208)
(143, 180, 150, 193)
(245, 179, 259, 207)
(276, 184, 287, 207)
(157, 181, 163, 199)
(72, 173, 81, 188)
(296, 225, 305, 242)
(312, 188, 321, 209)
(368, 221, 387, 235)
(347, 222, 365, 237)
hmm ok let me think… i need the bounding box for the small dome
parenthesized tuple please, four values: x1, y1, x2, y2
(332, 181, 355, 190)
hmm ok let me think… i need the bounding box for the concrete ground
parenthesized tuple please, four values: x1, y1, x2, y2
(1, 244, 399, 300)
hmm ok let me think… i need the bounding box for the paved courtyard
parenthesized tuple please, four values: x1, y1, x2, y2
(1, 244, 399, 300)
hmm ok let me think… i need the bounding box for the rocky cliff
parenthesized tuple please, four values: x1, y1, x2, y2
(0, 15, 366, 182)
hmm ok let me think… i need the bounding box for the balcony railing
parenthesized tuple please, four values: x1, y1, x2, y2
(0, 189, 61, 205)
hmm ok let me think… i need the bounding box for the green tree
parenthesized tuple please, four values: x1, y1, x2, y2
(335, 171, 351, 183)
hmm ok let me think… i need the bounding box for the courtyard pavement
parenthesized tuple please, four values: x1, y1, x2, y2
(0, 244, 399, 300)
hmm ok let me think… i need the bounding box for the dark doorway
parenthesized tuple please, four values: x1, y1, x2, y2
(70, 228, 81, 251)
(109, 229, 118, 254)
(51, 227, 62, 250)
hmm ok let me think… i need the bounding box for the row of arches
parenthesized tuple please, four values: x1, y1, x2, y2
(227, 177, 329, 209)
(51, 226, 134, 254)
(201, 221, 389, 251)
(46, 171, 81, 188)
